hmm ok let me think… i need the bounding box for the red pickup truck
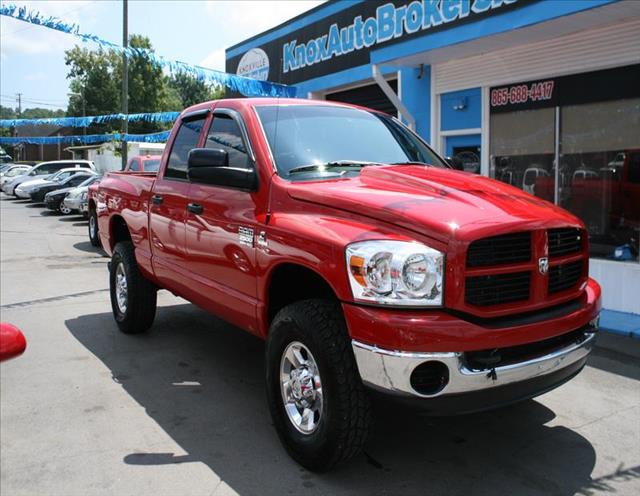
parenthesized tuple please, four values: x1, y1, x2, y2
(92, 98, 601, 470)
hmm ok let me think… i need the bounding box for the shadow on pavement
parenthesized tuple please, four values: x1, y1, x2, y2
(588, 345, 640, 381)
(66, 303, 600, 495)
(57, 215, 86, 222)
(73, 241, 107, 256)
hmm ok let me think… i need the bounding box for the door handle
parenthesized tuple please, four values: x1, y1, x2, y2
(187, 203, 203, 215)
(151, 194, 163, 205)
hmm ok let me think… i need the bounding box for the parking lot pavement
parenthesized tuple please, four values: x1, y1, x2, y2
(1, 193, 639, 496)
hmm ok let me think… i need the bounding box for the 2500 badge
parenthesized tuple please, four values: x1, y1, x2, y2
(491, 80, 555, 107)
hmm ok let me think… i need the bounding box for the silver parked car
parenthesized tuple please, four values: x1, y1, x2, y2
(61, 175, 101, 216)
(2, 160, 95, 196)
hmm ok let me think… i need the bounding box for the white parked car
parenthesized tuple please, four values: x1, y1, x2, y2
(0, 165, 32, 187)
(2, 160, 94, 196)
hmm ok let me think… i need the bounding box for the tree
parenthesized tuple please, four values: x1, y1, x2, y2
(168, 72, 224, 108)
(65, 35, 227, 134)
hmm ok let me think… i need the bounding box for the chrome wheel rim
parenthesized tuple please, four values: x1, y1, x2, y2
(115, 262, 128, 314)
(280, 341, 323, 435)
(60, 205, 71, 214)
(89, 215, 97, 238)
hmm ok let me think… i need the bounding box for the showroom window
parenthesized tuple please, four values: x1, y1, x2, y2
(489, 65, 639, 262)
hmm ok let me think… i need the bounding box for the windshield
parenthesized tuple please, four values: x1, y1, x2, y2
(79, 176, 99, 187)
(7, 167, 27, 177)
(254, 105, 447, 180)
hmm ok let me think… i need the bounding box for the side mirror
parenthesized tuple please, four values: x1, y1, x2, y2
(187, 148, 257, 191)
(188, 148, 228, 168)
(447, 156, 464, 171)
(0, 323, 26, 362)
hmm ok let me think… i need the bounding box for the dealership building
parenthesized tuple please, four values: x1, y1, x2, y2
(227, 0, 640, 322)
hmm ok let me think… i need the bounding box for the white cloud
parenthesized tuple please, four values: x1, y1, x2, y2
(0, 0, 94, 56)
(205, 0, 325, 40)
(199, 1, 325, 74)
(199, 47, 226, 71)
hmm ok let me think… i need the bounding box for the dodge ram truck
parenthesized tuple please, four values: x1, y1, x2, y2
(93, 98, 601, 470)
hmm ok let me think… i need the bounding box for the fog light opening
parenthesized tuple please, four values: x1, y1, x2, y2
(410, 361, 449, 395)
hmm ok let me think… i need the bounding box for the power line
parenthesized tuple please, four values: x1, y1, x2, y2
(0, 94, 68, 105)
(0, 97, 66, 109)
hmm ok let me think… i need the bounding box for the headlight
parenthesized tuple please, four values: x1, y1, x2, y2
(80, 191, 88, 200)
(345, 240, 444, 307)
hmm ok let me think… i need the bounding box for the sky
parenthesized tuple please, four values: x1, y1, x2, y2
(0, 0, 324, 112)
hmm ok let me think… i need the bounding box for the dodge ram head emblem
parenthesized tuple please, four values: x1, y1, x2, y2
(538, 257, 549, 275)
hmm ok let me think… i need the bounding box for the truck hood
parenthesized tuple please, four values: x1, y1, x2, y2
(285, 165, 581, 244)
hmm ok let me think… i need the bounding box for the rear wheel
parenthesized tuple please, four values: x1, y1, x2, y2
(266, 299, 371, 471)
(59, 203, 72, 215)
(88, 208, 100, 247)
(109, 241, 157, 334)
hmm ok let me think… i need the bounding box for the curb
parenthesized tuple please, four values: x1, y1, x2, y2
(599, 309, 640, 340)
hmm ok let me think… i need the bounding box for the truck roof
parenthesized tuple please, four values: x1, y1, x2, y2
(180, 97, 385, 117)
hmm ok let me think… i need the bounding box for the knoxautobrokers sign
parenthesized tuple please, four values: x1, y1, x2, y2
(227, 0, 526, 85)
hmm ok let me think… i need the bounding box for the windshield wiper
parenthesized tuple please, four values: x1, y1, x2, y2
(287, 160, 381, 176)
(390, 161, 432, 166)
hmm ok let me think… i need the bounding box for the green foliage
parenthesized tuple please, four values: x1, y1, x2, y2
(0, 105, 64, 120)
(64, 35, 224, 134)
(1, 105, 17, 119)
(168, 72, 224, 108)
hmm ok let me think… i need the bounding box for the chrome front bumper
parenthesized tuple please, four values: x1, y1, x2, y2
(352, 329, 596, 399)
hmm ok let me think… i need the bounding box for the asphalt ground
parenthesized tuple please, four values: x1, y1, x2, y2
(1, 193, 639, 496)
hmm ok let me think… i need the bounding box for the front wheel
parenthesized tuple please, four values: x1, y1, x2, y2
(109, 241, 157, 334)
(266, 300, 371, 471)
(59, 203, 72, 215)
(88, 208, 100, 247)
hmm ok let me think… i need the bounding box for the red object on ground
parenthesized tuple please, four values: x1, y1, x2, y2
(0, 323, 27, 362)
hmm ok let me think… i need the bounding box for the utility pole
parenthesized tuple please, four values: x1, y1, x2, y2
(121, 0, 128, 170)
(81, 86, 86, 136)
(16, 93, 22, 160)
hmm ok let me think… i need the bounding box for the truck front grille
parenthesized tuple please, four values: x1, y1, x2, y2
(465, 271, 531, 306)
(463, 228, 586, 310)
(466, 231, 531, 267)
(548, 228, 582, 257)
(549, 260, 584, 294)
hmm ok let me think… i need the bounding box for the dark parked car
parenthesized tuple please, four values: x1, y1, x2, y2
(30, 171, 96, 202)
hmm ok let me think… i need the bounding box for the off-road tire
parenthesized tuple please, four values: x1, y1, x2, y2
(266, 299, 371, 471)
(109, 241, 157, 334)
(88, 208, 100, 247)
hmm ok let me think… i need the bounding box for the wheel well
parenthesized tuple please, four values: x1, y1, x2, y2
(110, 215, 131, 249)
(267, 264, 337, 323)
(88, 199, 96, 211)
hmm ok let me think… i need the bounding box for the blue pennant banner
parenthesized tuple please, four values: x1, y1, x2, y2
(0, 112, 181, 129)
(0, 131, 171, 146)
(0, 3, 297, 98)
